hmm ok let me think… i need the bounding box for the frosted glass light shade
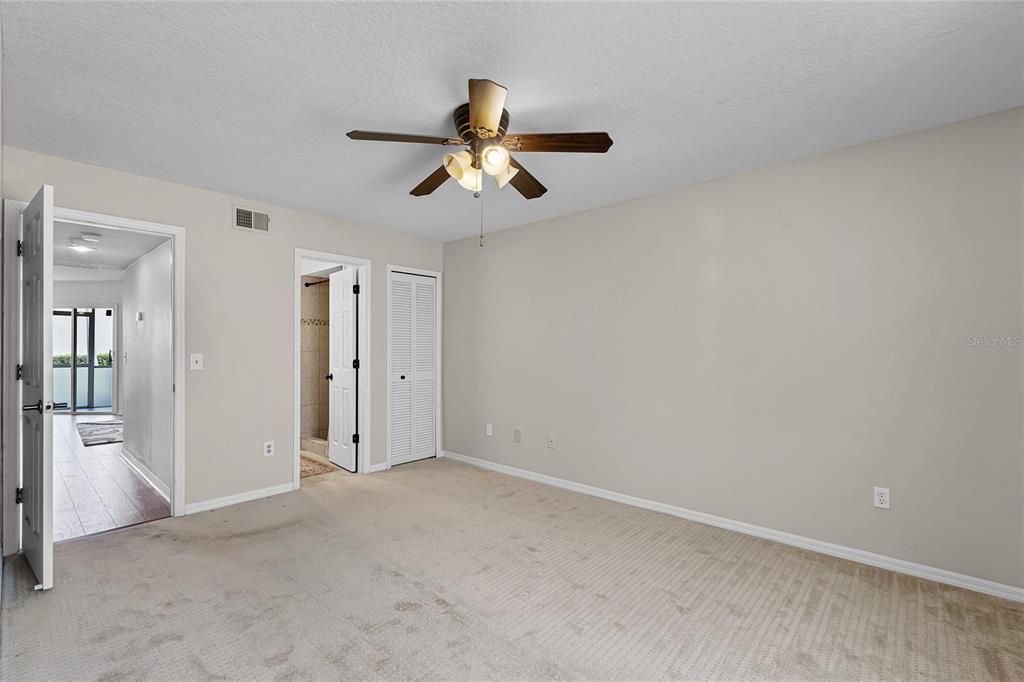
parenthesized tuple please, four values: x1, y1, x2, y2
(494, 165, 519, 188)
(443, 150, 473, 180)
(481, 145, 511, 175)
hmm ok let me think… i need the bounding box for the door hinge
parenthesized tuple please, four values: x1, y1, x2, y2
(352, 358, 360, 369)
(16, 240, 23, 257)
(16, 364, 23, 380)
(352, 433, 360, 444)
(353, 284, 360, 295)
(15, 488, 24, 504)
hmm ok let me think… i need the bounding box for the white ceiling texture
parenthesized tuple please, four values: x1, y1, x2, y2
(53, 221, 168, 271)
(3, 2, 1022, 241)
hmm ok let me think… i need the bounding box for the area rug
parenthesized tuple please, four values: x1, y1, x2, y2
(74, 419, 122, 446)
(300, 455, 335, 478)
(76, 419, 124, 447)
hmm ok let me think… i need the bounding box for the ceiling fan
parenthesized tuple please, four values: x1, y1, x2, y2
(347, 79, 613, 199)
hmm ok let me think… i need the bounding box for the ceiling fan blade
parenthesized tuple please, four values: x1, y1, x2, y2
(502, 132, 613, 153)
(347, 130, 461, 145)
(507, 157, 547, 199)
(468, 79, 508, 137)
(410, 165, 451, 196)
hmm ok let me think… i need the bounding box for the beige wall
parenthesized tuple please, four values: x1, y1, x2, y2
(54, 279, 122, 309)
(4, 146, 443, 504)
(121, 241, 174, 489)
(443, 108, 1024, 588)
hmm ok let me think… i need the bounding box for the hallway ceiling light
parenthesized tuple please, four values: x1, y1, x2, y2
(80, 233, 101, 243)
(69, 240, 95, 252)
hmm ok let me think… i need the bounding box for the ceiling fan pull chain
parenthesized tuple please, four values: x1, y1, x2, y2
(476, 190, 485, 247)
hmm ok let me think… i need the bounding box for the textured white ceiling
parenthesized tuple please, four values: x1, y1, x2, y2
(4, 2, 1022, 241)
(54, 221, 168, 270)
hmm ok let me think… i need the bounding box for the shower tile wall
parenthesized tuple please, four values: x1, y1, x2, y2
(300, 276, 329, 439)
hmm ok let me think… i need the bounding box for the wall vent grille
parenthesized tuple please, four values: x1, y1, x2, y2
(234, 206, 271, 234)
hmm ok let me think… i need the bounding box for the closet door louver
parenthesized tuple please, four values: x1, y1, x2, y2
(389, 272, 437, 465)
(411, 277, 437, 460)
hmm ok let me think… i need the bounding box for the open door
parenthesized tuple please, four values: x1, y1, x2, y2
(20, 185, 55, 590)
(327, 268, 357, 472)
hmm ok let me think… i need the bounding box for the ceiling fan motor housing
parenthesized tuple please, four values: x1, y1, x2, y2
(454, 103, 510, 143)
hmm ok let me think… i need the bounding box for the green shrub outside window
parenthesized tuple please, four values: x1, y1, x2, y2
(53, 352, 112, 368)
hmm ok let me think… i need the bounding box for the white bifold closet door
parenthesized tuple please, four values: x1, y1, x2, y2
(389, 271, 437, 466)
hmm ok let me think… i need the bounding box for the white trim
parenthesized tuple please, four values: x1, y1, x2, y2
(2, 202, 24, 554)
(366, 462, 388, 473)
(3, 201, 187, 554)
(184, 482, 293, 515)
(442, 450, 1024, 604)
(119, 446, 170, 503)
(385, 265, 443, 470)
(293, 249, 372, 488)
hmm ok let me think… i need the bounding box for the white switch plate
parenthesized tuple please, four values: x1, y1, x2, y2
(547, 435, 556, 449)
(513, 428, 522, 444)
(264, 440, 274, 457)
(190, 354, 204, 371)
(873, 486, 890, 509)
(485, 423, 493, 437)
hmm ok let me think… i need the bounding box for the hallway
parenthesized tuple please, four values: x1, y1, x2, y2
(53, 414, 169, 541)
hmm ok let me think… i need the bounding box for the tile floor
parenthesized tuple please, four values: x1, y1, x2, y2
(54, 414, 169, 542)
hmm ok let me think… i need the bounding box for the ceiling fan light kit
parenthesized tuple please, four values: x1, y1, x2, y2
(347, 78, 613, 200)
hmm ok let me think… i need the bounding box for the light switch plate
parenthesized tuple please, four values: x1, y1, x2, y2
(190, 354, 204, 371)
(485, 423, 493, 437)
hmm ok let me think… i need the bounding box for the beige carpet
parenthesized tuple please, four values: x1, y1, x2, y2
(2, 459, 1021, 680)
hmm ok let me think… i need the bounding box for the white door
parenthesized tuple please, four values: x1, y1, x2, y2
(20, 185, 55, 590)
(328, 268, 357, 472)
(389, 271, 437, 466)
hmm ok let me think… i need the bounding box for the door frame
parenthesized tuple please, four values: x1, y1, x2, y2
(293, 249, 372, 486)
(385, 264, 443, 470)
(3, 200, 187, 554)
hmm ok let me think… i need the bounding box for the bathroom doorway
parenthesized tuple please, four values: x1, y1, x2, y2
(293, 249, 371, 484)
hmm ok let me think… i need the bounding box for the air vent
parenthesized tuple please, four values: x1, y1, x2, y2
(234, 206, 271, 234)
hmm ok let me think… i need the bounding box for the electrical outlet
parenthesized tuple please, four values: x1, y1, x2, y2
(513, 428, 522, 444)
(264, 440, 274, 457)
(485, 423, 493, 437)
(873, 486, 890, 509)
(547, 434, 556, 449)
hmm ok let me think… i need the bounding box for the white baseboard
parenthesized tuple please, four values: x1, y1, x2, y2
(120, 447, 170, 503)
(366, 462, 388, 473)
(184, 482, 294, 515)
(443, 450, 1024, 604)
